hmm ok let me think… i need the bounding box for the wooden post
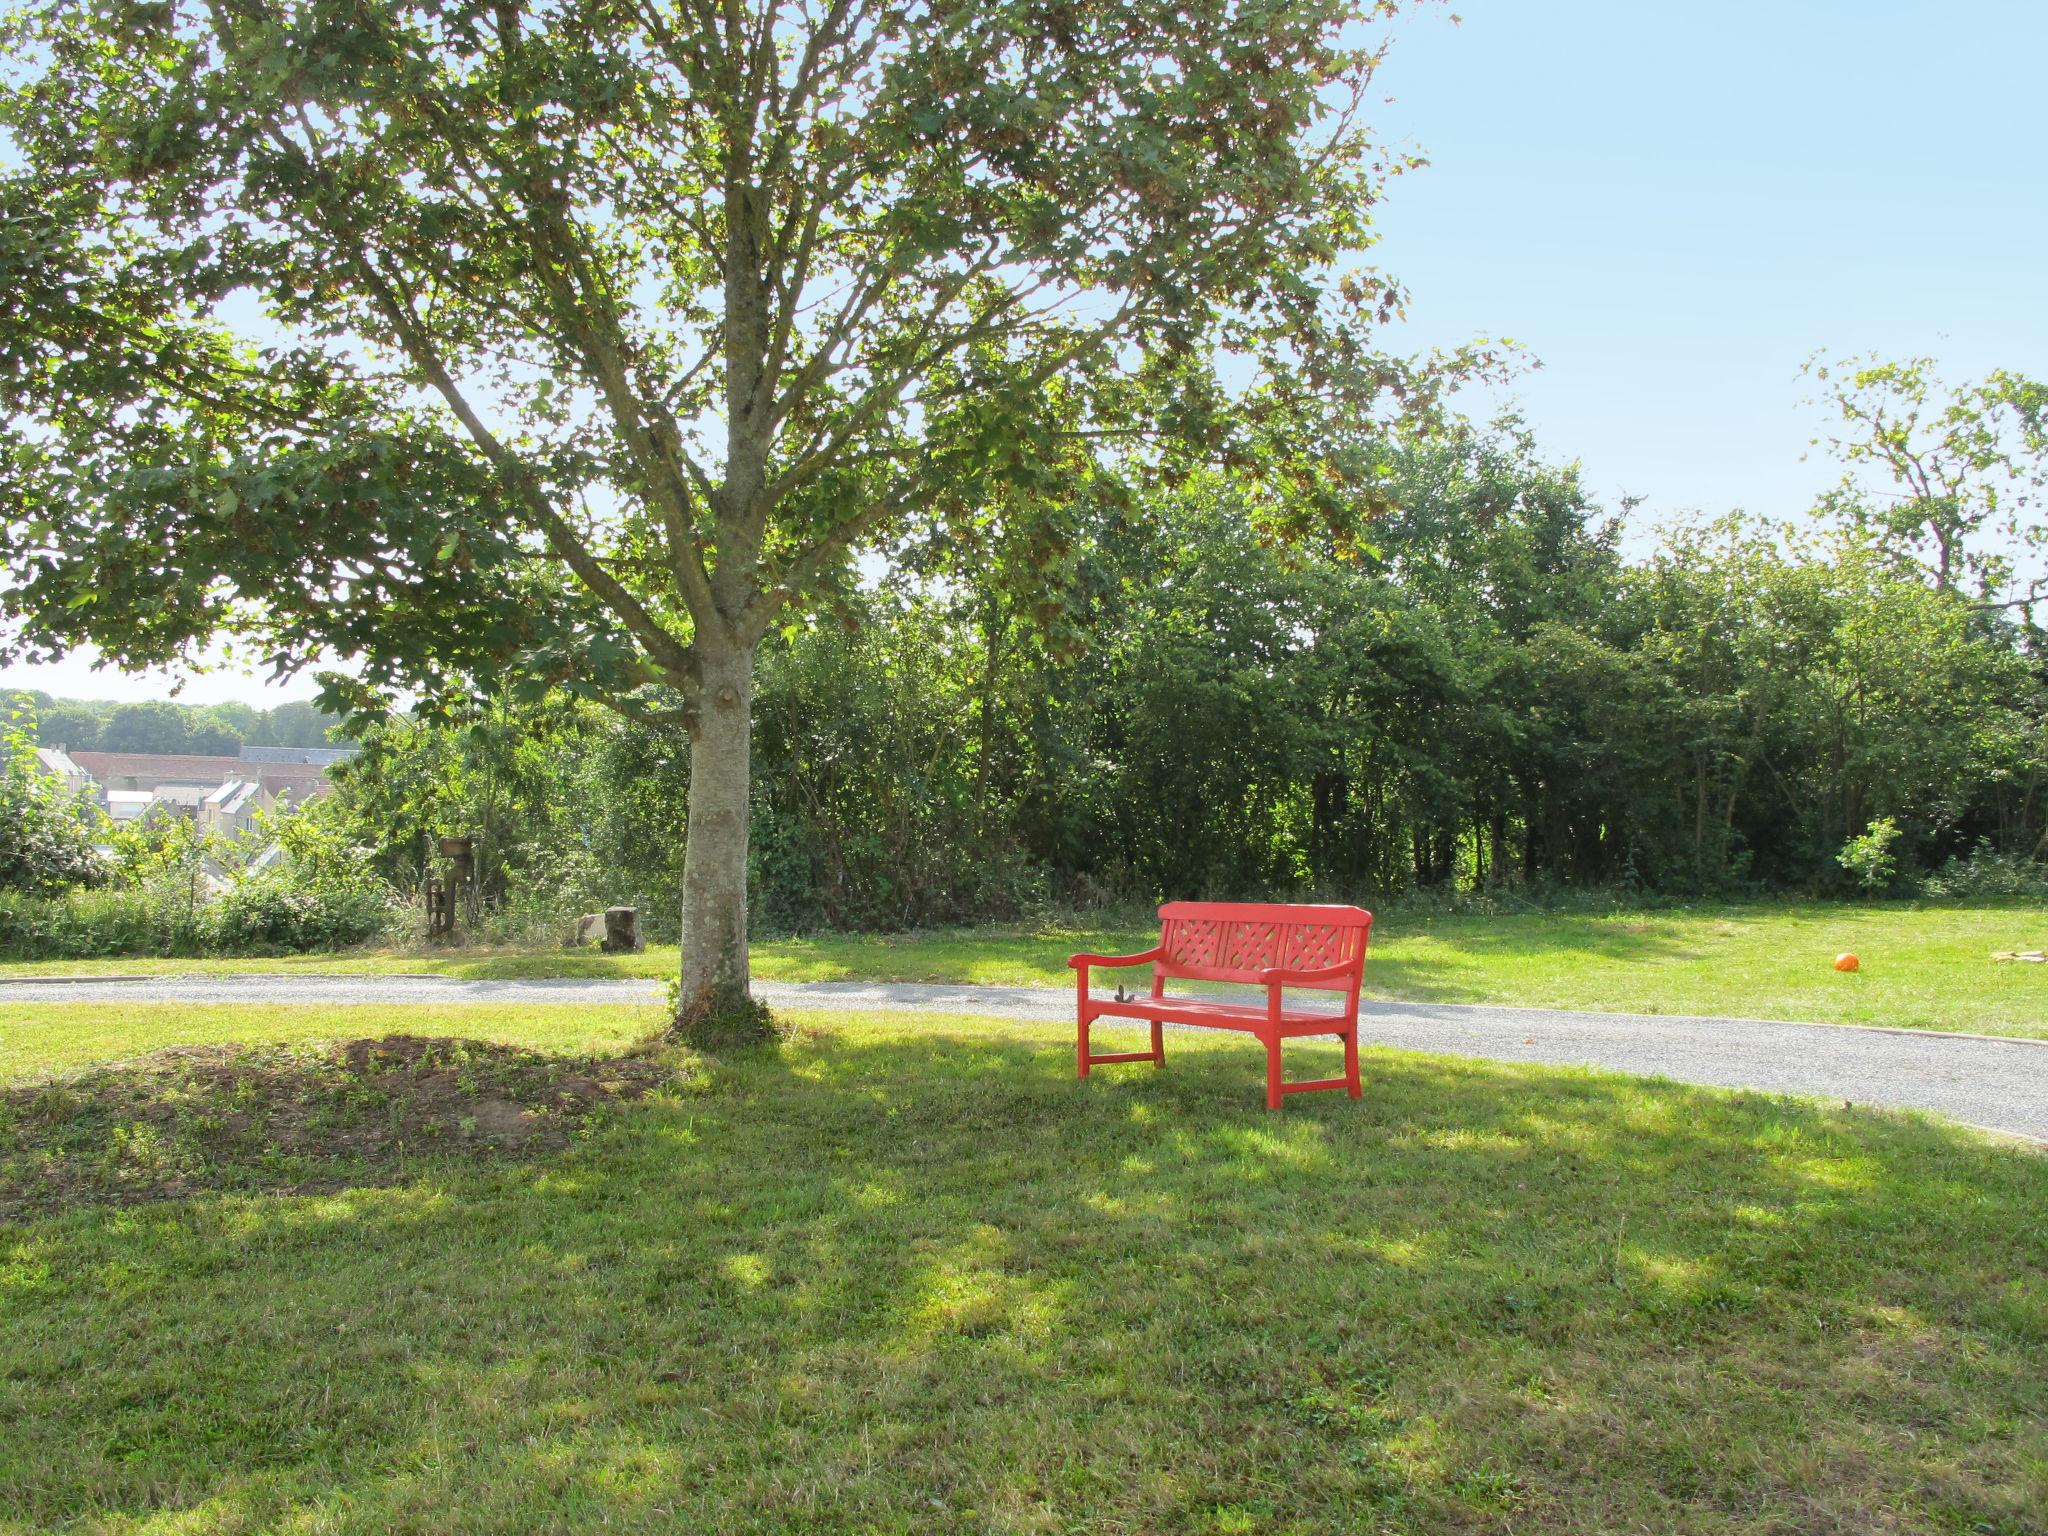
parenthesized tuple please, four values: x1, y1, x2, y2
(438, 836, 477, 931)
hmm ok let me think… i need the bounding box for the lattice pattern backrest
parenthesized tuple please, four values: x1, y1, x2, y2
(1159, 909, 1365, 985)
(1219, 919, 1278, 971)
(1162, 916, 1225, 969)
(1289, 921, 1358, 970)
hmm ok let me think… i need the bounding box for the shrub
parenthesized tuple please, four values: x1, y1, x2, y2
(0, 795, 402, 960)
(1836, 817, 1902, 891)
(0, 706, 106, 896)
(0, 885, 205, 959)
(204, 877, 395, 954)
(1923, 842, 2048, 899)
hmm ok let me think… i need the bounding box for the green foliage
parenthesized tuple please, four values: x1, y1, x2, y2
(330, 696, 630, 924)
(269, 419, 2047, 936)
(1806, 353, 2048, 609)
(1632, 519, 2039, 889)
(1922, 843, 2048, 899)
(1836, 817, 1902, 890)
(0, 0, 1447, 716)
(0, 875, 395, 962)
(0, 793, 397, 960)
(0, 885, 206, 960)
(21, 693, 344, 755)
(0, 705, 105, 895)
(751, 601, 1051, 931)
(204, 879, 393, 955)
(107, 806, 215, 888)
(205, 798, 400, 954)
(102, 700, 208, 754)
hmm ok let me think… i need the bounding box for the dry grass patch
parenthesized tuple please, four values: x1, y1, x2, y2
(0, 1034, 683, 1217)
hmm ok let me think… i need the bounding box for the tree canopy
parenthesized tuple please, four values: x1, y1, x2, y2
(0, 0, 1458, 1026)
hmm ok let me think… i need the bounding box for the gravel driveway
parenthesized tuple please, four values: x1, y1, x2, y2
(4, 973, 2042, 1142)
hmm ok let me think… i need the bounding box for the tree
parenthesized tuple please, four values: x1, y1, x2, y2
(34, 702, 107, 752)
(1805, 354, 2048, 613)
(0, 706, 106, 895)
(1, 0, 1441, 1033)
(100, 700, 197, 755)
(257, 701, 342, 750)
(187, 719, 247, 756)
(1634, 517, 2036, 884)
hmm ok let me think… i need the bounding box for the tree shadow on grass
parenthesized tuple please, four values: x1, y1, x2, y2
(1, 1022, 2042, 1534)
(0, 1036, 680, 1218)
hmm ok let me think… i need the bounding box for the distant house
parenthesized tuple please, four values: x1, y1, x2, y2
(146, 785, 210, 821)
(33, 746, 95, 799)
(200, 779, 272, 841)
(103, 784, 210, 827)
(69, 751, 334, 805)
(239, 744, 357, 768)
(104, 790, 156, 825)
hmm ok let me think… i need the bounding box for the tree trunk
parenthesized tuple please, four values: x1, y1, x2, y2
(676, 639, 759, 1032)
(976, 589, 1002, 831)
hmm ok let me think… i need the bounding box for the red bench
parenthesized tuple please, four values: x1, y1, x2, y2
(1069, 901, 1373, 1110)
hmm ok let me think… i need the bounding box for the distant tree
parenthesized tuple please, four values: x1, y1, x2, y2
(1836, 816, 1901, 891)
(204, 702, 262, 738)
(0, 0, 1447, 1034)
(1638, 517, 2036, 880)
(99, 700, 196, 755)
(34, 702, 106, 752)
(261, 702, 341, 750)
(186, 719, 245, 756)
(1806, 354, 2048, 613)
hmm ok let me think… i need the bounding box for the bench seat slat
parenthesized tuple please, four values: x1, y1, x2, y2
(1083, 998, 1351, 1035)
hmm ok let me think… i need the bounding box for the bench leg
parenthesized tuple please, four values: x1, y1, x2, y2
(1077, 1015, 1090, 1080)
(1150, 1019, 1165, 1067)
(1266, 1035, 1284, 1111)
(1344, 1029, 1362, 1099)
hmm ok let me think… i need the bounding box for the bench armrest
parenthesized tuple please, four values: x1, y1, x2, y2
(1069, 946, 1164, 970)
(1258, 962, 1359, 988)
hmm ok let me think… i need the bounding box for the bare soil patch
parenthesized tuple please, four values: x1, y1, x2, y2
(0, 1034, 681, 1217)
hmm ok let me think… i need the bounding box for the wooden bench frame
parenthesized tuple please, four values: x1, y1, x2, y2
(1069, 901, 1373, 1110)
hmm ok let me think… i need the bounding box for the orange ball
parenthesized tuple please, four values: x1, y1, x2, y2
(1834, 953, 1860, 972)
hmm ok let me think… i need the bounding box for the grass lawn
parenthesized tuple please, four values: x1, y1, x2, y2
(0, 1001, 663, 1082)
(1, 1004, 2044, 1532)
(6, 899, 2046, 1037)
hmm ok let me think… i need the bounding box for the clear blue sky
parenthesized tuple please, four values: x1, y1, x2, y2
(1365, 0, 2048, 544)
(6, 0, 2042, 703)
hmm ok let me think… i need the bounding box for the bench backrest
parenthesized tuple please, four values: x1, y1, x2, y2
(1154, 901, 1372, 990)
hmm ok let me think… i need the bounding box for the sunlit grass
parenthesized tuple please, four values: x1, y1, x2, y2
(5, 899, 2044, 1037)
(1, 1008, 2041, 1532)
(0, 1002, 661, 1081)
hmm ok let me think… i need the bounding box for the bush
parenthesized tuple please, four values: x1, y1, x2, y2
(1922, 842, 2048, 899)
(1836, 817, 1902, 891)
(0, 884, 206, 959)
(0, 879, 398, 961)
(0, 796, 402, 960)
(0, 706, 106, 897)
(204, 877, 396, 954)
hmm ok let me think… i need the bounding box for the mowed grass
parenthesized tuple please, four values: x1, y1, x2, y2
(1, 1005, 2044, 1533)
(6, 899, 2045, 1036)
(0, 1001, 662, 1082)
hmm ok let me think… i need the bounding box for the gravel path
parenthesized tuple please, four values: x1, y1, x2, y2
(4, 973, 2042, 1142)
